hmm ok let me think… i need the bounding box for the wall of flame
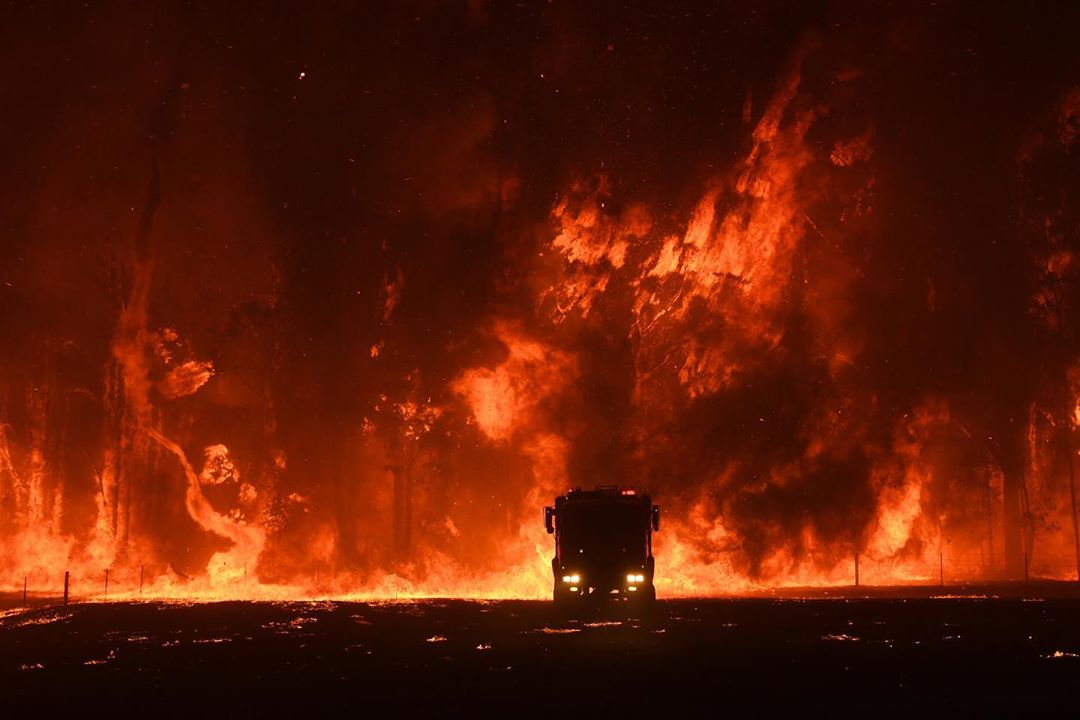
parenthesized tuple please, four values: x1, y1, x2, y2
(0, 2, 1078, 600)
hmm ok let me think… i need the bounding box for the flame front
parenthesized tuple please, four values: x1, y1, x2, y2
(1, 5, 1079, 601)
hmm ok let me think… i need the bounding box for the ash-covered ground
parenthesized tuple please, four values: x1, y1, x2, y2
(3, 593, 1080, 715)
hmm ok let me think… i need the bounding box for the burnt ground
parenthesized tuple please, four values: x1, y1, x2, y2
(2, 591, 1080, 716)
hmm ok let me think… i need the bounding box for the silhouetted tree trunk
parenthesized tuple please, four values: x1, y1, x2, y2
(992, 424, 1030, 579)
(1062, 397, 1080, 581)
(1002, 467, 1025, 578)
(984, 467, 995, 572)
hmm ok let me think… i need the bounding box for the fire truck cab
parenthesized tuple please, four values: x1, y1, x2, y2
(544, 486, 660, 604)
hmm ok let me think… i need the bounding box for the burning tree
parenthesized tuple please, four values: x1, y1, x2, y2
(1, 3, 1079, 599)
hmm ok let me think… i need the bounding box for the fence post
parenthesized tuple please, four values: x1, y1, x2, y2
(854, 553, 860, 587)
(140, 564, 144, 595)
(1023, 551, 1029, 582)
(939, 552, 944, 587)
(63, 571, 69, 605)
(23, 576, 27, 607)
(104, 568, 109, 599)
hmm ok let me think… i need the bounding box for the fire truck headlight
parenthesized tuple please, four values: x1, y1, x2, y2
(562, 574, 580, 584)
(626, 573, 644, 583)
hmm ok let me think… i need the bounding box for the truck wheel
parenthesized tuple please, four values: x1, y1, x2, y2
(553, 589, 578, 609)
(633, 584, 656, 606)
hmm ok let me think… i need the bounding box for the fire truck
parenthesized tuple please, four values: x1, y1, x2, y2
(544, 486, 660, 603)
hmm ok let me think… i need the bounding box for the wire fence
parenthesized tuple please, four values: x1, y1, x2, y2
(3, 565, 150, 610)
(4, 550, 1080, 610)
(850, 549, 1080, 587)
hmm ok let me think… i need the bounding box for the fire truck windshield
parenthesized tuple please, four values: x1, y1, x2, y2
(558, 502, 646, 561)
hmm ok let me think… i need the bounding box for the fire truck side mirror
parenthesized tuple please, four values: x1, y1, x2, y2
(651, 505, 660, 532)
(544, 506, 555, 534)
